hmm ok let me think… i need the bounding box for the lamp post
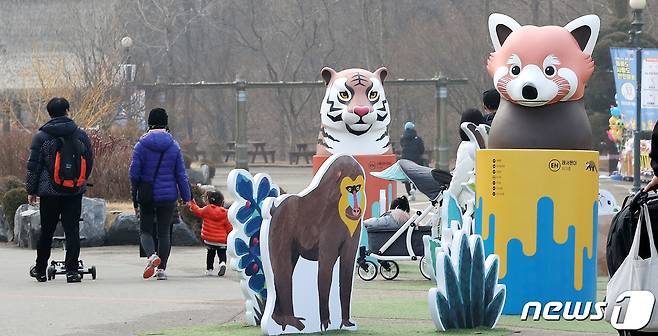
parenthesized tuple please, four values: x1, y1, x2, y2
(118, 36, 138, 127)
(630, 0, 645, 192)
(435, 77, 449, 171)
(120, 36, 135, 82)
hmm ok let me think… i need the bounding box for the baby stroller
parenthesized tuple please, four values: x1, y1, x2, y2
(356, 159, 451, 281)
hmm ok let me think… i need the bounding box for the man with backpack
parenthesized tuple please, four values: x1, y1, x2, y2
(26, 97, 94, 283)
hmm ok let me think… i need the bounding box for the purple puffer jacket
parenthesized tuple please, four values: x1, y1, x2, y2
(129, 130, 191, 206)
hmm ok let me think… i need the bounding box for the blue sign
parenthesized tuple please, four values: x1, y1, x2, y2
(610, 48, 658, 130)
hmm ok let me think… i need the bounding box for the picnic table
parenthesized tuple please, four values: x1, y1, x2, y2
(223, 141, 275, 163)
(289, 143, 316, 165)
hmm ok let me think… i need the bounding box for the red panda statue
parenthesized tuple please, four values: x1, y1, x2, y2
(486, 14, 600, 150)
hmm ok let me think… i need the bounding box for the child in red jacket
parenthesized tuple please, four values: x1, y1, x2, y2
(190, 191, 232, 276)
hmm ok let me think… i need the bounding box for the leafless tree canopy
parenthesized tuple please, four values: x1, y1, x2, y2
(2, 0, 656, 161)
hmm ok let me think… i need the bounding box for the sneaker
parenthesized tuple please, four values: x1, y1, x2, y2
(143, 254, 161, 279)
(218, 262, 226, 277)
(66, 272, 82, 283)
(155, 269, 167, 280)
(30, 265, 47, 283)
(205, 269, 215, 276)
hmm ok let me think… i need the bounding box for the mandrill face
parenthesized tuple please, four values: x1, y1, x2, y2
(338, 175, 365, 236)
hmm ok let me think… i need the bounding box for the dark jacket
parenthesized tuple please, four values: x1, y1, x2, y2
(26, 117, 94, 196)
(129, 130, 191, 206)
(484, 112, 496, 125)
(400, 129, 425, 165)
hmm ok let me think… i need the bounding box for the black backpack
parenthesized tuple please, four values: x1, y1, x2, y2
(606, 191, 658, 277)
(52, 135, 88, 193)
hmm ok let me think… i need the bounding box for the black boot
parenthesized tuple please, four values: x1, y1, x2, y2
(66, 272, 82, 283)
(30, 265, 47, 283)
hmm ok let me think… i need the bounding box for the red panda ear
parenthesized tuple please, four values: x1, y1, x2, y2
(488, 13, 521, 51)
(321, 67, 337, 86)
(564, 15, 600, 56)
(374, 67, 388, 83)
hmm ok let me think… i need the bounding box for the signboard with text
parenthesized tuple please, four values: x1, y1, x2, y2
(610, 48, 658, 130)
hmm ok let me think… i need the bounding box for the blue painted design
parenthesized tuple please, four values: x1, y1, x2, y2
(485, 215, 495, 255)
(388, 183, 393, 207)
(359, 225, 378, 264)
(475, 197, 597, 314)
(447, 195, 463, 228)
(371, 202, 380, 219)
(475, 197, 483, 233)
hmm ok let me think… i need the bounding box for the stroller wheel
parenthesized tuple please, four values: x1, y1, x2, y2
(357, 260, 378, 281)
(380, 261, 399, 280)
(419, 256, 432, 280)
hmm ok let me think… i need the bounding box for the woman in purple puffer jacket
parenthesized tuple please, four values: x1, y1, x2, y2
(129, 108, 192, 280)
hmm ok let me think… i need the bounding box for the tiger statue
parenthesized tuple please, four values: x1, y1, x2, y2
(317, 67, 392, 156)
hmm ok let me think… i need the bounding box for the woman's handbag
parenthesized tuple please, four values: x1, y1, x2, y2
(137, 152, 164, 204)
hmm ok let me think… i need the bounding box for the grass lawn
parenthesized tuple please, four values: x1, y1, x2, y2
(146, 263, 615, 335)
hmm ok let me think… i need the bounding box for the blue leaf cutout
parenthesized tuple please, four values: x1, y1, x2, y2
(244, 216, 262, 237)
(485, 287, 506, 328)
(236, 205, 255, 223)
(436, 292, 454, 330)
(244, 260, 261, 276)
(235, 174, 255, 202)
(444, 254, 465, 327)
(470, 237, 485, 327)
(239, 254, 255, 269)
(484, 258, 499, 308)
(256, 178, 271, 203)
(458, 236, 473, 328)
(249, 273, 266, 291)
(234, 238, 249, 256)
(268, 188, 279, 198)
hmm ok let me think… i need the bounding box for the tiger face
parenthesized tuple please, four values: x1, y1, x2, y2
(318, 67, 391, 155)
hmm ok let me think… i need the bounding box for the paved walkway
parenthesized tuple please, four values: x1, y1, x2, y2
(1, 167, 636, 336)
(0, 244, 243, 336)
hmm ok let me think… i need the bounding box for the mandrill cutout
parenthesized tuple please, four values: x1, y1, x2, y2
(260, 154, 365, 335)
(486, 13, 600, 150)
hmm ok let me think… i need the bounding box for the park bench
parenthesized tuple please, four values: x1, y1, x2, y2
(289, 143, 315, 165)
(223, 142, 276, 163)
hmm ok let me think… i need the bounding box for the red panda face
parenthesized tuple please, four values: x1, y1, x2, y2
(487, 14, 599, 107)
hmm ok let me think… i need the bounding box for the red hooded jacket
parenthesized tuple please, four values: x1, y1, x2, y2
(190, 202, 232, 244)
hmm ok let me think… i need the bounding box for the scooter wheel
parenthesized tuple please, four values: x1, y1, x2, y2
(47, 266, 56, 280)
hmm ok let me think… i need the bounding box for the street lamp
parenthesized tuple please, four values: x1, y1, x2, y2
(117, 36, 137, 127)
(120, 36, 135, 82)
(120, 36, 133, 50)
(630, 0, 645, 192)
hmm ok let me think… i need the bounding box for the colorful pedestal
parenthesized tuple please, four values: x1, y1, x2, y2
(313, 154, 397, 219)
(474, 149, 599, 314)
